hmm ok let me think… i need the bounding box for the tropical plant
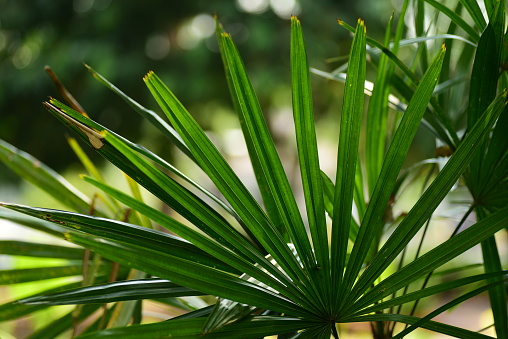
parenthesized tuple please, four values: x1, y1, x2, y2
(1, 1, 507, 338)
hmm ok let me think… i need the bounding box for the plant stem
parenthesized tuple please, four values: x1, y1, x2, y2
(332, 323, 340, 339)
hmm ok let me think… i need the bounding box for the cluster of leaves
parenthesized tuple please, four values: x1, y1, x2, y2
(1, 1, 507, 338)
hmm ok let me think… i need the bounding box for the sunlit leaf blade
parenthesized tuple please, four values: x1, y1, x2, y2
(320, 171, 359, 242)
(76, 316, 314, 339)
(0, 139, 93, 215)
(201, 244, 311, 333)
(66, 234, 316, 319)
(348, 205, 508, 315)
(97, 135, 310, 305)
(0, 203, 235, 273)
(341, 45, 446, 304)
(0, 203, 316, 318)
(143, 71, 310, 291)
(346, 314, 494, 338)
(0, 209, 68, 239)
(290, 15, 330, 298)
(346, 91, 508, 310)
(365, 14, 393, 194)
(0, 240, 83, 259)
(215, 25, 318, 290)
(365, 1, 407, 196)
(20, 278, 204, 305)
(84, 64, 194, 161)
(46, 98, 256, 256)
(82, 175, 306, 300)
(215, 20, 284, 235)
(44, 99, 240, 225)
(331, 18, 366, 308)
(45, 99, 238, 218)
(423, 0, 480, 42)
(89, 135, 252, 260)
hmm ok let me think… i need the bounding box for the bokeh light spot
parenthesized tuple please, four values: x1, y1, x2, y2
(145, 34, 171, 60)
(270, 0, 301, 18)
(73, 0, 95, 13)
(191, 14, 215, 39)
(12, 45, 32, 69)
(235, 0, 269, 14)
(0, 31, 6, 52)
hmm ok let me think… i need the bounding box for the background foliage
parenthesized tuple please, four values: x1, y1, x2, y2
(0, 0, 393, 175)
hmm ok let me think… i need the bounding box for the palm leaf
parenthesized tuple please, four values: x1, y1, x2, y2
(20, 278, 204, 305)
(143, 71, 311, 293)
(214, 19, 284, 236)
(330, 18, 366, 309)
(346, 90, 507, 308)
(214, 25, 319, 289)
(76, 316, 316, 339)
(352, 270, 508, 316)
(346, 205, 508, 314)
(341, 44, 446, 304)
(81, 174, 308, 302)
(0, 203, 318, 318)
(84, 64, 194, 161)
(290, 15, 330, 301)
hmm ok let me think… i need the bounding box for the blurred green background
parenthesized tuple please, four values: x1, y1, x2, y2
(0, 0, 395, 181)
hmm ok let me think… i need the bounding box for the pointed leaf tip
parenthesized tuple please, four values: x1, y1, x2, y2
(83, 63, 95, 74)
(143, 71, 155, 82)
